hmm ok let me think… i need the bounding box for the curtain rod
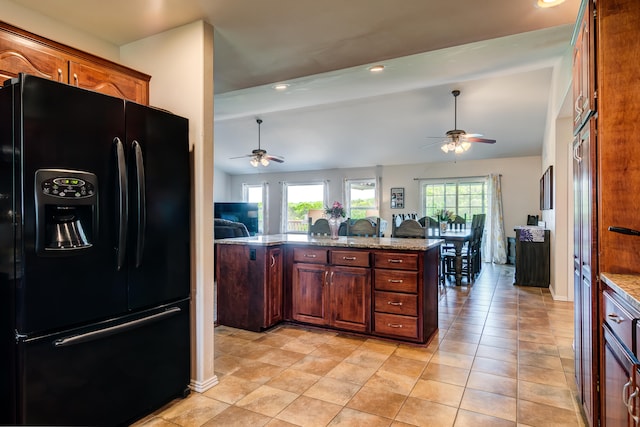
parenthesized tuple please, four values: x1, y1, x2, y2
(413, 174, 501, 181)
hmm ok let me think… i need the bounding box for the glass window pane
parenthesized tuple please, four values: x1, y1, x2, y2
(284, 183, 325, 233)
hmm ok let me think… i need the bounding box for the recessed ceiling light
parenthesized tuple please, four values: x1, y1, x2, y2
(368, 65, 385, 73)
(536, 0, 565, 8)
(273, 83, 289, 90)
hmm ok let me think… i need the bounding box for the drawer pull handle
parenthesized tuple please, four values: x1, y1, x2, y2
(608, 313, 624, 324)
(342, 256, 357, 260)
(387, 301, 403, 306)
(388, 259, 403, 263)
(387, 323, 403, 328)
(304, 254, 317, 258)
(624, 377, 633, 409)
(388, 279, 404, 283)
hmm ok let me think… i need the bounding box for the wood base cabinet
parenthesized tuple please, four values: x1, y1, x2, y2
(291, 247, 370, 333)
(216, 244, 283, 332)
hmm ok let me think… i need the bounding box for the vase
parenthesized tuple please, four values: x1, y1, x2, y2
(328, 217, 340, 239)
(440, 221, 448, 234)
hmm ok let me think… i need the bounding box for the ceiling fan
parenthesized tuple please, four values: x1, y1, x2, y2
(230, 118, 284, 167)
(428, 90, 496, 154)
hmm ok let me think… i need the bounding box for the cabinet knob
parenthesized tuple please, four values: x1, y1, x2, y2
(608, 313, 624, 324)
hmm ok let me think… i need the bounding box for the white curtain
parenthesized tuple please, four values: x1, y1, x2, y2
(483, 174, 507, 264)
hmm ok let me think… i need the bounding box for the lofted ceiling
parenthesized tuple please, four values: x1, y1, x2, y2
(10, 0, 580, 175)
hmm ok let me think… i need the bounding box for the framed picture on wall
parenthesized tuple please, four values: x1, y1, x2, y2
(391, 187, 404, 209)
(540, 166, 553, 210)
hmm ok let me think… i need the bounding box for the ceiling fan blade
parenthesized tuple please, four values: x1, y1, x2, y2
(465, 137, 496, 144)
(266, 154, 285, 163)
(229, 154, 253, 159)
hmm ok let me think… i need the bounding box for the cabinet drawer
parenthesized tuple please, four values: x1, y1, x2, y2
(374, 313, 419, 339)
(374, 291, 418, 316)
(331, 250, 370, 267)
(293, 247, 328, 264)
(374, 269, 418, 293)
(374, 252, 418, 270)
(603, 291, 635, 350)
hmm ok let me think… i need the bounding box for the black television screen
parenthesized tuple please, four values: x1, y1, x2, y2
(214, 202, 259, 235)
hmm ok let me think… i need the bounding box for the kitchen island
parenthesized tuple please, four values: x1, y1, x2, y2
(215, 234, 442, 344)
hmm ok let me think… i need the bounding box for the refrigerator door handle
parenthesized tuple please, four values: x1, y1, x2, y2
(53, 306, 181, 347)
(132, 140, 146, 268)
(114, 137, 128, 271)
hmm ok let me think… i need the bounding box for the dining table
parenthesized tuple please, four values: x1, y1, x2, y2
(439, 228, 473, 286)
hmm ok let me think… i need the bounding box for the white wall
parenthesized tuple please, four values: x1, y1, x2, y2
(226, 156, 542, 240)
(121, 21, 216, 393)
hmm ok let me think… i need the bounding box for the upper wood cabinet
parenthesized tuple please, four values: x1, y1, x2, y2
(0, 21, 149, 104)
(572, 0, 595, 135)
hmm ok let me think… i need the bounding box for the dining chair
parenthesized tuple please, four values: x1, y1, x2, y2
(308, 217, 331, 236)
(449, 214, 467, 230)
(346, 217, 380, 237)
(391, 219, 426, 238)
(418, 216, 441, 237)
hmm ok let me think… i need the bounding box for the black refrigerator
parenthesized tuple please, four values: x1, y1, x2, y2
(0, 74, 191, 425)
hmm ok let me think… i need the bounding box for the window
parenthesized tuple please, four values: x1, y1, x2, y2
(420, 178, 487, 223)
(243, 183, 266, 234)
(282, 182, 326, 233)
(346, 178, 377, 219)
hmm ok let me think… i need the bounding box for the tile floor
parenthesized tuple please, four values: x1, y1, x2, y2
(134, 263, 587, 427)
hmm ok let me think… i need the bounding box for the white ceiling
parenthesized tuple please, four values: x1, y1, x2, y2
(10, 0, 580, 175)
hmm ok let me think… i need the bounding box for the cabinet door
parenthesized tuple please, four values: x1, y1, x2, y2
(602, 327, 636, 427)
(0, 29, 67, 82)
(266, 247, 283, 327)
(573, 0, 594, 134)
(291, 263, 328, 326)
(329, 266, 370, 333)
(69, 60, 148, 104)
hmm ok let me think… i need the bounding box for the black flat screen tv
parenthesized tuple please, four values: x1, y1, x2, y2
(214, 202, 259, 235)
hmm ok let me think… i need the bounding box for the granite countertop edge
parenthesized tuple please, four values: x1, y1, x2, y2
(214, 234, 443, 251)
(601, 272, 640, 312)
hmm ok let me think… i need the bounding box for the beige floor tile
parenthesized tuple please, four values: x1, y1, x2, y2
(265, 419, 300, 427)
(203, 375, 261, 404)
(280, 338, 320, 354)
(201, 405, 272, 427)
(453, 409, 516, 427)
(379, 355, 428, 378)
(258, 347, 308, 367)
(327, 407, 393, 427)
(344, 348, 390, 369)
(518, 365, 570, 388)
(230, 360, 285, 384)
(255, 333, 295, 349)
(472, 356, 518, 378)
(438, 338, 479, 356)
(518, 351, 564, 371)
(430, 350, 475, 370)
(347, 385, 407, 419)
(395, 396, 458, 427)
(465, 371, 517, 398)
(235, 385, 299, 417)
(517, 380, 575, 411)
(266, 368, 321, 394)
(323, 360, 376, 385)
(276, 395, 343, 427)
(364, 369, 419, 396)
(421, 362, 470, 386)
(475, 344, 517, 363)
(304, 376, 362, 405)
(291, 354, 341, 376)
(517, 399, 582, 426)
(157, 394, 229, 426)
(460, 389, 517, 422)
(410, 378, 465, 407)
(393, 345, 434, 362)
(310, 342, 360, 361)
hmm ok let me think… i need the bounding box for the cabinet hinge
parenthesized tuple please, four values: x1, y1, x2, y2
(593, 89, 597, 100)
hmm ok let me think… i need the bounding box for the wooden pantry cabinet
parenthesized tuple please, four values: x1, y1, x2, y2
(0, 21, 149, 104)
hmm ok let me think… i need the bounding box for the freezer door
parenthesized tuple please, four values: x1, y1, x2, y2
(125, 102, 190, 309)
(16, 75, 128, 335)
(15, 299, 190, 426)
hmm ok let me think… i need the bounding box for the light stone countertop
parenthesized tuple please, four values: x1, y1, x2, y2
(214, 233, 443, 251)
(601, 272, 640, 313)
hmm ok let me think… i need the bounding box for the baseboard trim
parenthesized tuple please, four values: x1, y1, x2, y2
(190, 375, 219, 393)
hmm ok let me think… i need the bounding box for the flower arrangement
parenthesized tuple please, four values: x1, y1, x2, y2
(325, 201, 346, 218)
(434, 209, 456, 222)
